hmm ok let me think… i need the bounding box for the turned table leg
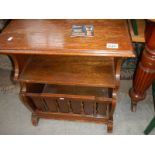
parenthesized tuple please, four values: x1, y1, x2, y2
(129, 20, 155, 111)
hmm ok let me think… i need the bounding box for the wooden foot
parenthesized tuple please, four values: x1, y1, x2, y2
(31, 114, 39, 126)
(107, 121, 113, 133)
(131, 101, 137, 112)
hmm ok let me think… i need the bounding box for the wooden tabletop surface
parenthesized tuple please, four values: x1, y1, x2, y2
(0, 19, 134, 57)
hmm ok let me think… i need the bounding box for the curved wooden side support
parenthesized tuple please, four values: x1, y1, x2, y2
(107, 89, 117, 133)
(106, 58, 121, 132)
(9, 55, 20, 80)
(20, 82, 44, 112)
(9, 54, 30, 81)
(20, 82, 27, 93)
(20, 93, 36, 113)
(115, 58, 123, 90)
(110, 89, 117, 117)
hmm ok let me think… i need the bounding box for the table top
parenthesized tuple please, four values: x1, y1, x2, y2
(0, 19, 134, 57)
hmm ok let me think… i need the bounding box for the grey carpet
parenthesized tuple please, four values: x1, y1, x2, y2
(0, 68, 155, 135)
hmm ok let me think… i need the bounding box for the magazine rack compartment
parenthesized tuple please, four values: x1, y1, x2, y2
(20, 83, 115, 132)
(21, 84, 112, 115)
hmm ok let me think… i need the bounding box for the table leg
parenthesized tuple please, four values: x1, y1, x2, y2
(129, 20, 155, 112)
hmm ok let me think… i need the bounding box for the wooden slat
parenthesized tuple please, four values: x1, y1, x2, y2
(36, 111, 109, 124)
(30, 96, 46, 112)
(57, 98, 69, 113)
(25, 93, 112, 102)
(83, 101, 94, 115)
(43, 97, 58, 112)
(93, 102, 97, 116)
(97, 102, 108, 116)
(70, 100, 82, 114)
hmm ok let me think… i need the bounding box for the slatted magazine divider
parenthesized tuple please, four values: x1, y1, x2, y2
(24, 84, 112, 117)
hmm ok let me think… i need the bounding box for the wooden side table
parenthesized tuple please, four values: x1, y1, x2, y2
(0, 20, 134, 133)
(129, 20, 155, 112)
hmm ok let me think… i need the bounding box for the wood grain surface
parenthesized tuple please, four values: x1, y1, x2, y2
(19, 55, 115, 88)
(0, 19, 134, 57)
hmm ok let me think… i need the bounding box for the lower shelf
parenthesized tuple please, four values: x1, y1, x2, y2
(19, 55, 115, 88)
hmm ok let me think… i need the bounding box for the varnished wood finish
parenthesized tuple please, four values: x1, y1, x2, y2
(114, 58, 122, 89)
(34, 111, 109, 124)
(43, 85, 112, 97)
(31, 113, 39, 126)
(0, 20, 134, 133)
(24, 84, 112, 117)
(9, 54, 30, 80)
(107, 89, 116, 133)
(19, 55, 115, 88)
(0, 20, 134, 57)
(129, 20, 155, 111)
(20, 93, 36, 113)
